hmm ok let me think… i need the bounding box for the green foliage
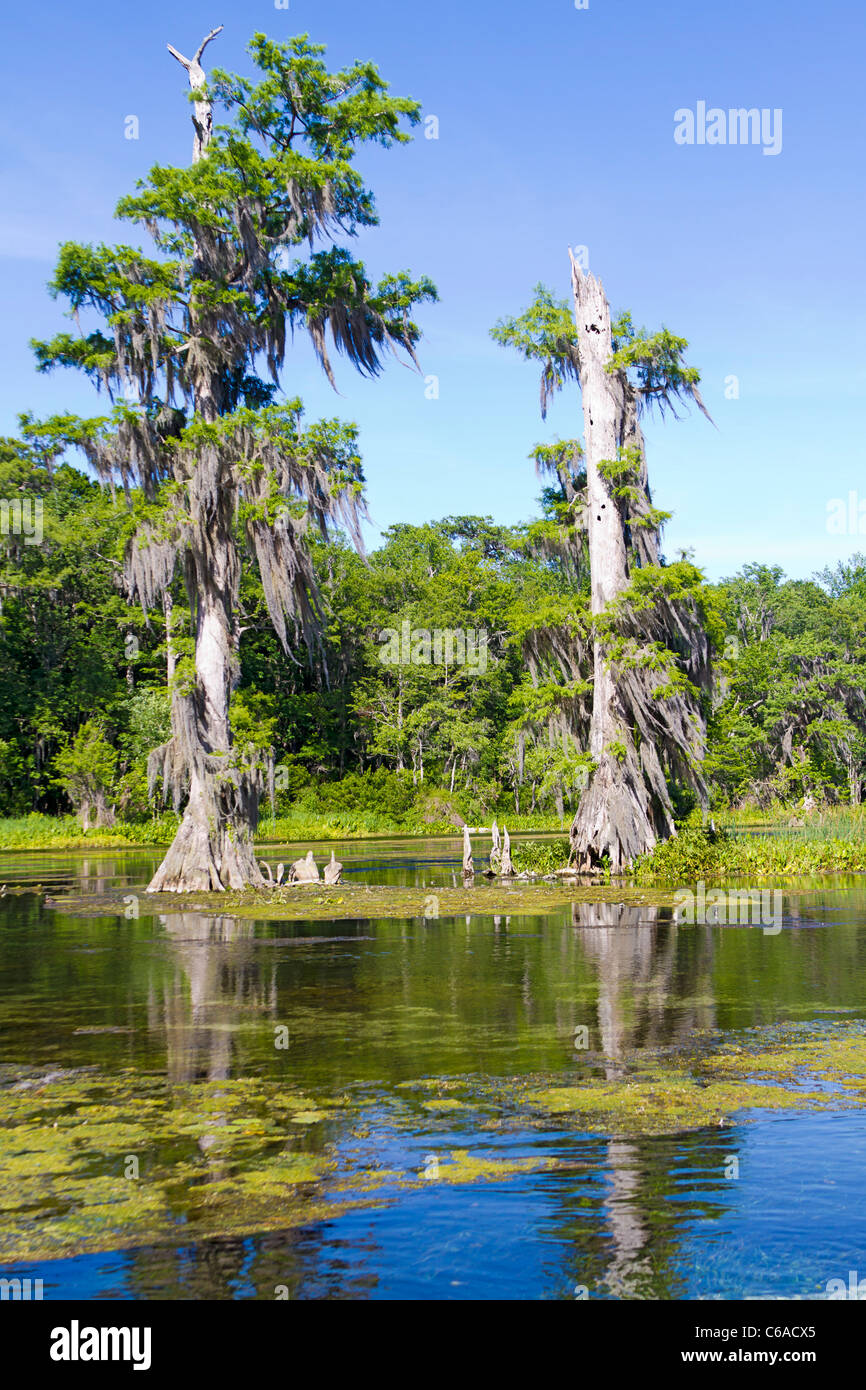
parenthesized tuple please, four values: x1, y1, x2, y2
(511, 838, 570, 875)
(490, 285, 580, 418)
(492, 285, 707, 424)
(53, 721, 118, 812)
(0, 435, 168, 815)
(230, 689, 278, 754)
(297, 768, 417, 819)
(0, 740, 24, 814)
(706, 562, 866, 807)
(597, 446, 672, 531)
(606, 315, 706, 419)
(119, 688, 172, 766)
(633, 816, 866, 883)
(633, 822, 731, 883)
(4, 439, 865, 831)
(58, 30, 439, 401)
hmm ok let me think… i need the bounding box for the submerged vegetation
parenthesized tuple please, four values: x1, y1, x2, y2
(48, 878, 674, 922)
(3, 1019, 866, 1263)
(0, 1069, 350, 1263)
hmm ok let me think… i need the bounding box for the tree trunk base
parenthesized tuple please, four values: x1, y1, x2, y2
(148, 781, 263, 892)
(569, 753, 670, 874)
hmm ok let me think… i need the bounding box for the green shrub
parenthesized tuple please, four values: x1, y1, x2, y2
(297, 768, 418, 820)
(511, 838, 570, 875)
(634, 818, 866, 883)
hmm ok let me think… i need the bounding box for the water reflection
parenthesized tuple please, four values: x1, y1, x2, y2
(3, 844, 866, 1298)
(156, 913, 277, 1085)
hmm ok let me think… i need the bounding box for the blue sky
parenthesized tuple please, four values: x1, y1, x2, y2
(1, 0, 864, 580)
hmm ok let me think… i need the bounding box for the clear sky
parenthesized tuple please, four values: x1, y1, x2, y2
(1, 0, 863, 580)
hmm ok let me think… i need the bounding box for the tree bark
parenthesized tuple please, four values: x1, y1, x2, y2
(164, 591, 175, 688)
(567, 254, 669, 873)
(848, 755, 862, 806)
(149, 469, 262, 892)
(166, 27, 224, 163)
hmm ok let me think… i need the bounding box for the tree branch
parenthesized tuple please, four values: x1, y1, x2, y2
(167, 26, 224, 163)
(166, 43, 193, 73)
(166, 27, 223, 73)
(194, 25, 224, 65)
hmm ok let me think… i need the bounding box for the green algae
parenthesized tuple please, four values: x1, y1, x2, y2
(48, 880, 673, 923)
(332, 1148, 568, 1194)
(194, 1152, 333, 1200)
(387, 1021, 866, 1139)
(429, 1149, 561, 1184)
(6, 1022, 866, 1264)
(0, 1069, 359, 1264)
(527, 1071, 826, 1135)
(701, 1022, 866, 1086)
(525, 1023, 866, 1134)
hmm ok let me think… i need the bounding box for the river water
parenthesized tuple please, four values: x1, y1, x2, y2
(1, 836, 865, 1300)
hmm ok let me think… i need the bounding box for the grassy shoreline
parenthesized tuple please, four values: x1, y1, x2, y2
(3, 806, 865, 881)
(632, 810, 866, 882)
(0, 810, 568, 853)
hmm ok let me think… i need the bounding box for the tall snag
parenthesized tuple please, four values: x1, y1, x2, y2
(493, 260, 714, 871)
(32, 29, 435, 890)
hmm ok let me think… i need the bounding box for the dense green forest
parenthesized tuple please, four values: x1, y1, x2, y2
(2, 424, 864, 837)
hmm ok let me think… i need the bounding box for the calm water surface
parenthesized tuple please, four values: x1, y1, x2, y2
(1, 836, 866, 1300)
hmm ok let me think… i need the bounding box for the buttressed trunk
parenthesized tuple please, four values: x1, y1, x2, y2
(148, 446, 263, 893)
(568, 254, 674, 873)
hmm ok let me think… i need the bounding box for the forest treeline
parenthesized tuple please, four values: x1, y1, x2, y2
(2, 431, 865, 830)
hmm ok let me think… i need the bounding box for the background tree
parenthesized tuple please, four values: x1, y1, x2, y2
(707, 562, 866, 806)
(0, 428, 165, 813)
(3, 444, 865, 825)
(54, 721, 118, 830)
(31, 29, 435, 889)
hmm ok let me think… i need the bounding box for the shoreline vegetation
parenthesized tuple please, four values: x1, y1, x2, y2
(4, 804, 866, 885)
(0, 809, 569, 853)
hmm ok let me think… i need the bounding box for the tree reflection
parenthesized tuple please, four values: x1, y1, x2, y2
(562, 904, 728, 1298)
(156, 912, 275, 1084)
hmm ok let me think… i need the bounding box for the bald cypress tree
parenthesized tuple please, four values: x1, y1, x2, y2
(493, 256, 714, 871)
(33, 29, 435, 890)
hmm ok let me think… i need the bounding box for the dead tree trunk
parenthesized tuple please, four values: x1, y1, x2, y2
(166, 27, 224, 162)
(568, 255, 676, 872)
